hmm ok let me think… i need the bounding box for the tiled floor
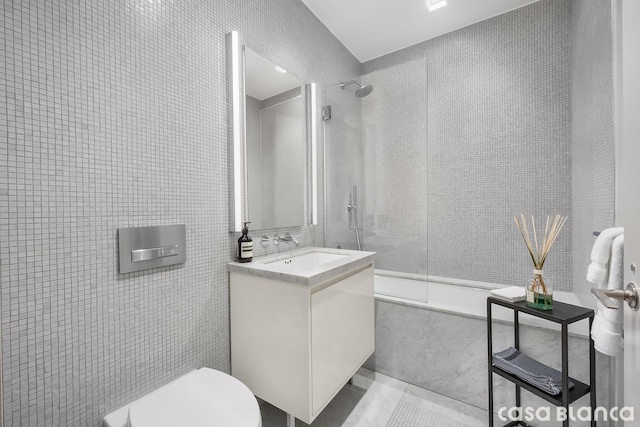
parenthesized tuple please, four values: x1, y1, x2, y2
(260, 368, 488, 427)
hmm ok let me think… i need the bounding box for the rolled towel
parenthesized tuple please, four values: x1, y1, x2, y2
(586, 227, 624, 286)
(591, 234, 624, 356)
(594, 320, 623, 356)
(602, 235, 624, 325)
(590, 315, 602, 348)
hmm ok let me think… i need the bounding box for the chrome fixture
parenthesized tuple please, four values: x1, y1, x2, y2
(260, 235, 270, 248)
(339, 80, 374, 98)
(118, 225, 186, 273)
(274, 232, 300, 247)
(347, 184, 363, 251)
(131, 245, 179, 262)
(591, 282, 639, 310)
(322, 105, 332, 121)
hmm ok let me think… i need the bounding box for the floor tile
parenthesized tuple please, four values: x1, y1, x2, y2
(387, 400, 467, 427)
(400, 384, 487, 427)
(260, 368, 487, 427)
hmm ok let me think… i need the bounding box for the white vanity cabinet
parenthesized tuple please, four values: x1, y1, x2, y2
(229, 252, 374, 425)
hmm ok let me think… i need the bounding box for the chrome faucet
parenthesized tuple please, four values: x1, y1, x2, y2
(273, 232, 300, 247)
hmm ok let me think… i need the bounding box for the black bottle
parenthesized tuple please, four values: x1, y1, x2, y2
(237, 222, 253, 263)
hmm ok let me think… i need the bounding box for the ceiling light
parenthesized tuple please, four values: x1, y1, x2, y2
(426, 0, 447, 12)
(274, 66, 287, 73)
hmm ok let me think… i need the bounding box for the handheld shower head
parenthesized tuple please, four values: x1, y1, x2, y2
(339, 80, 374, 98)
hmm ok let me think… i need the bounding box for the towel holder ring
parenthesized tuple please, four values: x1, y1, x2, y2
(591, 282, 639, 310)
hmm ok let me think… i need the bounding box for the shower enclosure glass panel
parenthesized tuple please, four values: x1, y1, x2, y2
(323, 63, 429, 275)
(360, 61, 429, 275)
(323, 83, 365, 251)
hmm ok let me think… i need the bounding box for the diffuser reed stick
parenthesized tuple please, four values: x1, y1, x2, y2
(514, 214, 567, 309)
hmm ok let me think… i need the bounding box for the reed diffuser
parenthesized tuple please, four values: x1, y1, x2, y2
(514, 214, 568, 310)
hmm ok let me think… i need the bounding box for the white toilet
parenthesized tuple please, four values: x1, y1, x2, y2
(103, 368, 262, 427)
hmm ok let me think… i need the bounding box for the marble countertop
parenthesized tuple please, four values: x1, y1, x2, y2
(228, 246, 376, 286)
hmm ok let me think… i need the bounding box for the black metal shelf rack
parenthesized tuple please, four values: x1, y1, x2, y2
(487, 297, 596, 427)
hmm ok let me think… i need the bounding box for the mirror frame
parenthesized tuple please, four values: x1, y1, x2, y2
(227, 31, 317, 232)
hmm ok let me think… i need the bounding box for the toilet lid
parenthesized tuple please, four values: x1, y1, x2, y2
(128, 368, 261, 427)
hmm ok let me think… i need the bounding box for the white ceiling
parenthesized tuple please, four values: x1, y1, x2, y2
(300, 0, 541, 62)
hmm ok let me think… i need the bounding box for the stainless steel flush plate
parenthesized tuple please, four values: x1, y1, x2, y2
(118, 225, 186, 273)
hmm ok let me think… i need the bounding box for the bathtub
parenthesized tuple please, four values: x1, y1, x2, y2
(366, 269, 606, 412)
(373, 269, 589, 336)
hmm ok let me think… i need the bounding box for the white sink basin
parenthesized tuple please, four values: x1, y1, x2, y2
(265, 252, 348, 272)
(228, 247, 376, 286)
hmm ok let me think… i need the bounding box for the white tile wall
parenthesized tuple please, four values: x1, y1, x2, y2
(359, 0, 573, 290)
(0, 0, 360, 425)
(570, 0, 615, 306)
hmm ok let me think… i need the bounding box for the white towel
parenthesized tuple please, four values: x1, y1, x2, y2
(591, 234, 624, 356)
(490, 286, 526, 303)
(587, 227, 624, 286)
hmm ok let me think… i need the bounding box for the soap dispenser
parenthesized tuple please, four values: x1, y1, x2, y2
(237, 222, 253, 263)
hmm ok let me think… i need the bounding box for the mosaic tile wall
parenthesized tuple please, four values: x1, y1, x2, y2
(361, 0, 574, 290)
(570, 0, 615, 307)
(0, 0, 360, 425)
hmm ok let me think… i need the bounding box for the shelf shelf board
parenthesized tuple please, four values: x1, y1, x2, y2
(491, 365, 591, 406)
(488, 297, 594, 325)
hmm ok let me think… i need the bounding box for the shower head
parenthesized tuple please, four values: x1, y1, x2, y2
(355, 84, 373, 98)
(340, 80, 374, 98)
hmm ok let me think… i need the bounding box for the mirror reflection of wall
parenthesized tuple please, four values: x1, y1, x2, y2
(244, 47, 305, 229)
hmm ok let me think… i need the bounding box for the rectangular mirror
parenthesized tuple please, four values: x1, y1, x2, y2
(244, 47, 305, 230)
(227, 31, 317, 232)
